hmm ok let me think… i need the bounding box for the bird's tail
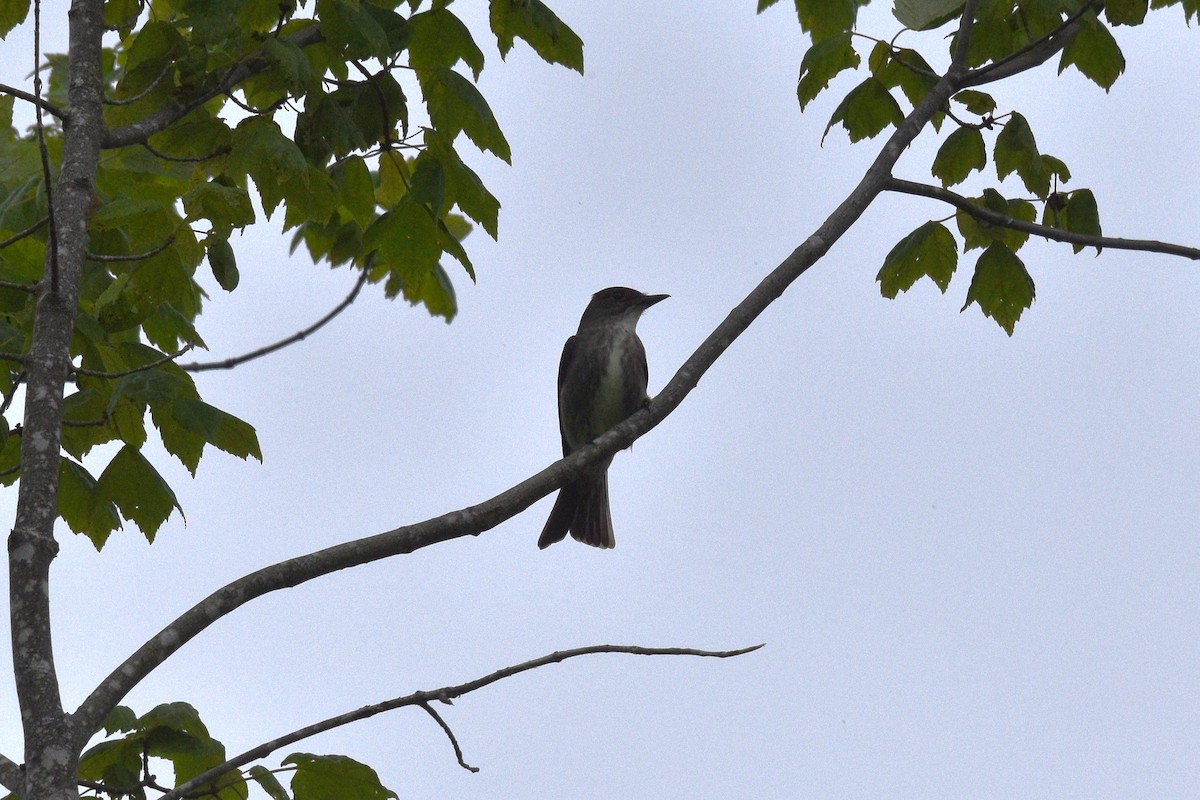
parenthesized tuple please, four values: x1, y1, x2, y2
(570, 471, 615, 549)
(537, 483, 577, 549)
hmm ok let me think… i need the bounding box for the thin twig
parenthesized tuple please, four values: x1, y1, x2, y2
(103, 62, 171, 106)
(0, 81, 67, 120)
(73, 344, 195, 379)
(159, 643, 764, 800)
(0, 352, 27, 365)
(85, 232, 176, 263)
(885, 178, 1200, 259)
(142, 140, 229, 164)
(0, 279, 38, 292)
(419, 702, 479, 773)
(33, 0, 59, 294)
(0, 216, 49, 250)
(181, 269, 368, 372)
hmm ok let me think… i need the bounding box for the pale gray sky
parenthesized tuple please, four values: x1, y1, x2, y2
(3, 2, 1199, 798)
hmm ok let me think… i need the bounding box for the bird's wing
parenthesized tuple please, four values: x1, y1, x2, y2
(557, 334, 578, 456)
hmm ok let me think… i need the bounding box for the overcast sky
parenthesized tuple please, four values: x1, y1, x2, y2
(3, 2, 1200, 798)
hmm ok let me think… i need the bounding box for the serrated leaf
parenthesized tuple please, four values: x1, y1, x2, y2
(95, 445, 183, 541)
(994, 112, 1049, 197)
(955, 188, 1011, 251)
(333, 156, 377, 228)
(797, 33, 860, 110)
(824, 77, 904, 143)
(794, 0, 859, 42)
(58, 457, 122, 550)
(932, 127, 986, 186)
(249, 766, 292, 800)
(426, 131, 500, 238)
(286, 754, 397, 800)
(489, 0, 585, 73)
(952, 89, 996, 115)
(1063, 188, 1102, 253)
(1058, 15, 1125, 90)
(0, 0, 31, 39)
(893, 0, 965, 29)
(410, 9, 485, 78)
(264, 37, 316, 94)
(407, 155, 446, 213)
(877, 221, 958, 297)
(419, 67, 512, 162)
(102, 706, 139, 735)
(317, 0, 390, 59)
(962, 243, 1035, 335)
(183, 181, 256, 228)
(1104, 0, 1148, 24)
(172, 397, 263, 462)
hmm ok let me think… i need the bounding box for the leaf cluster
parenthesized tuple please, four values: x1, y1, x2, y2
(0, 0, 584, 544)
(81, 704, 395, 800)
(764, 0, 1182, 334)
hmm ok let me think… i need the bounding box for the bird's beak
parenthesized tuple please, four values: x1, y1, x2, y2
(641, 293, 669, 308)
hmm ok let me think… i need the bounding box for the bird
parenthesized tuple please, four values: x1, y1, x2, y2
(538, 286, 668, 549)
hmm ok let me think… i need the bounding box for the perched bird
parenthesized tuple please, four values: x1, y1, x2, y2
(538, 287, 668, 549)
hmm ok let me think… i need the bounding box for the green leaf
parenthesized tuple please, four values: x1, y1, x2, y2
(954, 188, 1010, 251)
(1105, 0, 1148, 25)
(286, 754, 397, 800)
(208, 236, 239, 292)
(363, 197, 441, 275)
(875, 47, 937, 108)
(316, 0, 390, 59)
(1063, 188, 1102, 254)
(952, 89, 996, 115)
(227, 117, 308, 217)
(58, 457, 122, 550)
(295, 91, 368, 164)
(172, 397, 263, 462)
(264, 37, 317, 94)
(95, 446, 184, 541)
(407, 154, 446, 213)
(793, 0, 859, 42)
(994, 112, 1049, 197)
(332, 156, 377, 229)
(962, 243, 1035, 335)
(0, 0, 31, 39)
(932, 127, 986, 186)
(419, 68, 512, 162)
(797, 33, 860, 110)
(102, 706, 139, 735)
(1058, 15, 1125, 90)
(893, 0, 965, 29)
(489, 0, 585, 73)
(249, 766, 292, 800)
(183, 181, 256, 228)
(410, 9, 486, 79)
(877, 221, 958, 297)
(824, 77, 904, 143)
(426, 131, 500, 238)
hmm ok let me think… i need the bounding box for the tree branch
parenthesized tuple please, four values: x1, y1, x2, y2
(960, 3, 1095, 87)
(180, 269, 367, 372)
(70, 7, 980, 751)
(12, 0, 107, 796)
(886, 178, 1200, 260)
(160, 644, 762, 800)
(0, 81, 67, 120)
(85, 232, 176, 263)
(0, 753, 22, 794)
(0, 216, 49, 250)
(102, 26, 323, 149)
(73, 344, 195, 379)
